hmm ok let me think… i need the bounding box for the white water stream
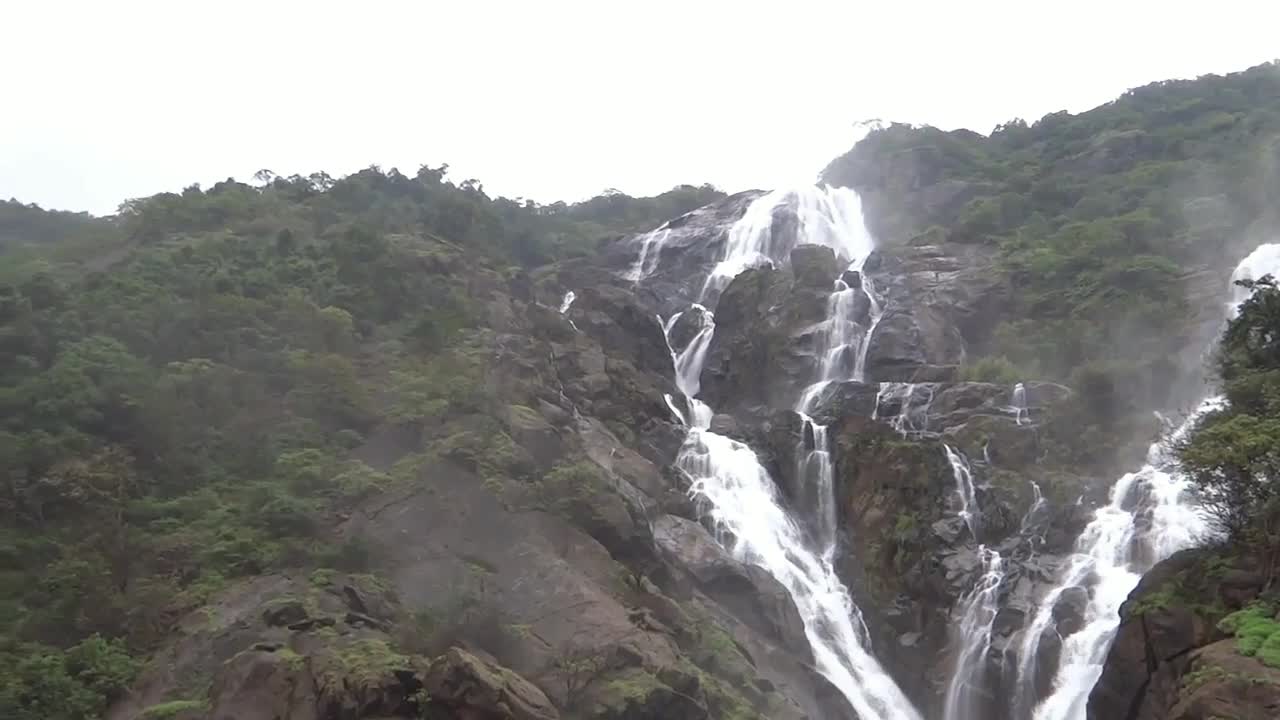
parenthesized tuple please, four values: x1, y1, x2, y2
(649, 186, 922, 720)
(633, 186, 1280, 720)
(940, 446, 1007, 720)
(1023, 242, 1280, 720)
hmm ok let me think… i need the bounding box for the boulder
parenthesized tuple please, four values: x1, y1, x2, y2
(863, 312, 932, 381)
(423, 648, 559, 720)
(1088, 549, 1252, 720)
(805, 381, 881, 424)
(666, 304, 712, 354)
(262, 599, 309, 628)
(698, 266, 801, 410)
(207, 642, 421, 720)
(790, 245, 840, 289)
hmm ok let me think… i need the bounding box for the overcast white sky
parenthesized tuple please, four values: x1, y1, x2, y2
(3, 1, 1278, 215)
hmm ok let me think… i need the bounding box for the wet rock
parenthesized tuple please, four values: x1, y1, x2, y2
(941, 547, 983, 583)
(709, 413, 740, 437)
(527, 303, 579, 343)
(860, 232, 1008, 382)
(667, 303, 711, 353)
(945, 415, 1038, 470)
(651, 515, 810, 657)
(1050, 585, 1089, 637)
(864, 311, 931, 380)
(805, 381, 881, 424)
(932, 516, 967, 545)
(563, 190, 764, 315)
(1089, 549, 1242, 720)
(699, 266, 809, 410)
(572, 285, 676, 379)
(791, 245, 840, 289)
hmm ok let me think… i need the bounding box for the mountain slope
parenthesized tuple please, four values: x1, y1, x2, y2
(4, 61, 1280, 720)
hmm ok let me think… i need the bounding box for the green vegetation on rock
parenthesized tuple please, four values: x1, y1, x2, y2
(0, 165, 723, 716)
(830, 62, 1280, 466)
(1219, 604, 1280, 668)
(137, 699, 209, 719)
(1180, 276, 1280, 549)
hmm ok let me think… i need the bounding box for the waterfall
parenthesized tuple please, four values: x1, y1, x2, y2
(1012, 382, 1028, 425)
(558, 290, 576, 314)
(1019, 481, 1049, 542)
(626, 227, 672, 284)
(559, 290, 579, 331)
(945, 445, 980, 540)
(702, 186, 873, 303)
(943, 547, 1005, 720)
(1021, 242, 1280, 720)
(796, 415, 839, 555)
(647, 186, 922, 720)
(875, 382, 934, 436)
(941, 446, 1006, 720)
(854, 275, 886, 382)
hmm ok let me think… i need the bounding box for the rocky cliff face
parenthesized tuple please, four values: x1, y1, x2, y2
(106, 122, 1269, 719)
(555, 186, 1119, 719)
(107, 209, 858, 720)
(1088, 548, 1280, 720)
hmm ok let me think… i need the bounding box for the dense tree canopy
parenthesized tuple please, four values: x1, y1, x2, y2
(828, 61, 1280, 385)
(1180, 276, 1280, 546)
(0, 168, 722, 719)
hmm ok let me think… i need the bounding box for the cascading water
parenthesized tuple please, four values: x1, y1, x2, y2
(875, 382, 934, 437)
(941, 447, 1006, 720)
(1019, 481, 1049, 543)
(944, 547, 1005, 720)
(702, 186, 874, 303)
(795, 417, 839, 555)
(1012, 382, 1028, 425)
(1020, 242, 1280, 720)
(647, 186, 922, 720)
(559, 290, 579, 331)
(1023, 399, 1218, 720)
(627, 227, 672, 284)
(944, 445, 980, 539)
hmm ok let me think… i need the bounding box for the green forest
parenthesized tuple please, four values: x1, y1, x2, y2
(0, 172, 722, 718)
(5, 60, 1280, 720)
(829, 62, 1280, 386)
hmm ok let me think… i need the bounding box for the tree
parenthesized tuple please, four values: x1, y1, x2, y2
(1180, 276, 1280, 548)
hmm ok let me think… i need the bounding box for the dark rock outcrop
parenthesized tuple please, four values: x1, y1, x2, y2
(791, 244, 840, 289)
(652, 514, 810, 658)
(423, 648, 560, 720)
(1088, 549, 1274, 720)
(698, 256, 847, 411)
